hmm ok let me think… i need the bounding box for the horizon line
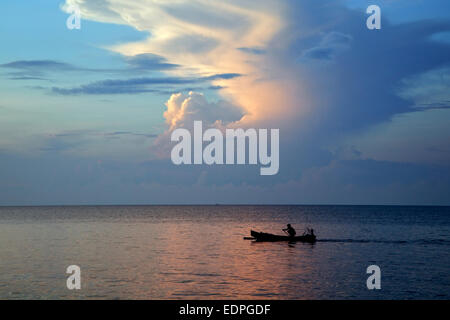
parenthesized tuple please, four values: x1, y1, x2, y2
(0, 204, 449, 208)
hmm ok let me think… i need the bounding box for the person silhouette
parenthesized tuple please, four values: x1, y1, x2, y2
(283, 224, 296, 237)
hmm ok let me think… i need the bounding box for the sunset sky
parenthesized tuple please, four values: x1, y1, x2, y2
(1, 0, 449, 205)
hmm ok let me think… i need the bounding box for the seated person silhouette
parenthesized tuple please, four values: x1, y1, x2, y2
(283, 224, 296, 237)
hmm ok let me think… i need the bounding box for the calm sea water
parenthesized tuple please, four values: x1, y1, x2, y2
(0, 205, 449, 300)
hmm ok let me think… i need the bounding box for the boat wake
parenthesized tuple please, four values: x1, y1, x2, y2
(317, 239, 450, 245)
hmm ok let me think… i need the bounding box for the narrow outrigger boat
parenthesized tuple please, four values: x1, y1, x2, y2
(250, 230, 317, 243)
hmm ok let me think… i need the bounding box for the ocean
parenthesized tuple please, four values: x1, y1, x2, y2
(0, 205, 448, 299)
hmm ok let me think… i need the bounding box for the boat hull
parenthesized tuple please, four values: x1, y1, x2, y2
(251, 230, 316, 243)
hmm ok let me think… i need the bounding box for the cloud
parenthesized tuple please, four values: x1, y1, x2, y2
(1, 54, 181, 80)
(398, 66, 450, 109)
(67, 0, 448, 131)
(58, 0, 450, 172)
(237, 47, 266, 55)
(8, 76, 49, 81)
(50, 73, 241, 95)
(0, 60, 79, 72)
(2, 151, 450, 205)
(0, 59, 109, 79)
(0, 60, 80, 80)
(300, 31, 353, 61)
(103, 131, 158, 138)
(38, 130, 158, 154)
(55, 1, 450, 135)
(62, 0, 285, 124)
(125, 53, 180, 71)
(164, 91, 243, 130)
(48, 130, 157, 139)
(274, 8, 450, 137)
(152, 91, 244, 157)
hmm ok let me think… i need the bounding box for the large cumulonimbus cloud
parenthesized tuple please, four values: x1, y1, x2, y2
(63, 0, 450, 168)
(62, 0, 293, 127)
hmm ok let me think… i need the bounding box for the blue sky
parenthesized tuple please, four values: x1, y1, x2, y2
(0, 0, 449, 205)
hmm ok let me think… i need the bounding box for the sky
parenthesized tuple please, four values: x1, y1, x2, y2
(0, 0, 449, 205)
